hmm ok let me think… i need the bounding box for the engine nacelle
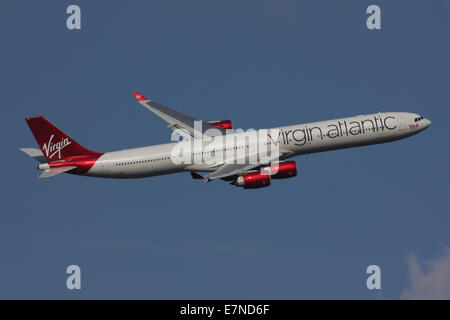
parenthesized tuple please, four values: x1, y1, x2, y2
(234, 172, 271, 189)
(263, 161, 297, 179)
(206, 120, 233, 129)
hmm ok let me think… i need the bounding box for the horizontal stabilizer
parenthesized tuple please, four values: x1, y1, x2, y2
(20, 148, 46, 163)
(38, 166, 77, 179)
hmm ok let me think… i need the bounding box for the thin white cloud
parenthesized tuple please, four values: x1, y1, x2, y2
(401, 246, 450, 300)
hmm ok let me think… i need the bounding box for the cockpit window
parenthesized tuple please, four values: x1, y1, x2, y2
(414, 116, 424, 122)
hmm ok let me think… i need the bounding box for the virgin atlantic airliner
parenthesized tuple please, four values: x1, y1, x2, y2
(21, 92, 431, 189)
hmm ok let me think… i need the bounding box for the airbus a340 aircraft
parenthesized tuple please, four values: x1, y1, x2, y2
(21, 92, 431, 189)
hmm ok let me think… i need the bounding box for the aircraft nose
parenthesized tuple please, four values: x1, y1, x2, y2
(424, 118, 432, 128)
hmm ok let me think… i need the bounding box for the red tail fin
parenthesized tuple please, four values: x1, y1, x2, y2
(25, 116, 101, 162)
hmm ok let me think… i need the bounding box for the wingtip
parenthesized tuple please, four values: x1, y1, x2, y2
(133, 91, 148, 101)
(25, 116, 44, 121)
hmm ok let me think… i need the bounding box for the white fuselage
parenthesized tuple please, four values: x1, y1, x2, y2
(85, 112, 431, 179)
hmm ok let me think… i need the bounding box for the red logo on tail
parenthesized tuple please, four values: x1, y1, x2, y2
(42, 134, 72, 160)
(25, 116, 102, 162)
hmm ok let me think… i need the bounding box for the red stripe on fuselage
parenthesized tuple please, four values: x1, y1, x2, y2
(48, 154, 103, 174)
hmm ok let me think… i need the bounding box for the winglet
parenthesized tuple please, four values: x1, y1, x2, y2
(133, 91, 149, 102)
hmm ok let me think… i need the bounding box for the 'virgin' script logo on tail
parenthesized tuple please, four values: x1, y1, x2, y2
(42, 134, 71, 160)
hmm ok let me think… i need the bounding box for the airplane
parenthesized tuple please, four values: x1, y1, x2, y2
(20, 92, 431, 189)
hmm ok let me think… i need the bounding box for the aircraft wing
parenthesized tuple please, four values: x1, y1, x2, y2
(204, 163, 260, 181)
(204, 149, 294, 181)
(133, 92, 227, 139)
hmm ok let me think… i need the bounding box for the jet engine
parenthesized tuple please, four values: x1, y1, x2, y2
(206, 120, 233, 129)
(233, 172, 271, 189)
(262, 161, 297, 179)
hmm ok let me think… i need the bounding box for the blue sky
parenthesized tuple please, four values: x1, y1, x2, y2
(1, 0, 449, 299)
